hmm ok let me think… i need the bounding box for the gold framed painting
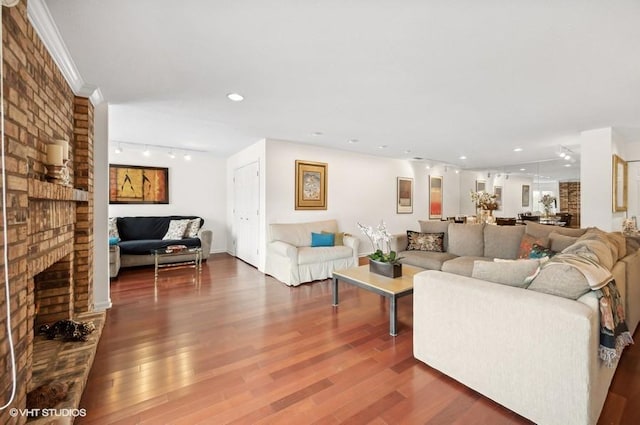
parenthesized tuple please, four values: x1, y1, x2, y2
(613, 154, 627, 212)
(397, 177, 413, 214)
(429, 175, 443, 219)
(295, 160, 327, 210)
(109, 164, 169, 204)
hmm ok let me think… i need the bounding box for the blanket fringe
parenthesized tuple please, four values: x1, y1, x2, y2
(600, 332, 634, 368)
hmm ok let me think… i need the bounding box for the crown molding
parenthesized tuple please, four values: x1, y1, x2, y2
(27, 0, 104, 105)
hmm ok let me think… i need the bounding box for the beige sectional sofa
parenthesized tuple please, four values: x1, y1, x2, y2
(391, 220, 639, 425)
(266, 219, 360, 286)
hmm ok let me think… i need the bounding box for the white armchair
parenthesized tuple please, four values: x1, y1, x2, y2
(266, 219, 360, 286)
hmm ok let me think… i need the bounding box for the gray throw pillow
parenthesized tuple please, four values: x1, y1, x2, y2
(527, 263, 591, 299)
(472, 259, 541, 288)
(549, 232, 578, 252)
(484, 225, 525, 259)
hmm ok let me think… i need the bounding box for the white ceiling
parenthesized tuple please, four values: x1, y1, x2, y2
(43, 0, 640, 179)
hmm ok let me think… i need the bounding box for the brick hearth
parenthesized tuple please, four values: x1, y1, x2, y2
(1, 3, 96, 424)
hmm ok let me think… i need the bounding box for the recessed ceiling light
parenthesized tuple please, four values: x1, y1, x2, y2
(565, 164, 572, 167)
(520, 168, 526, 171)
(311, 132, 323, 137)
(559, 152, 566, 158)
(347, 139, 358, 144)
(513, 147, 523, 152)
(184, 153, 192, 161)
(143, 146, 150, 156)
(226, 92, 244, 102)
(168, 150, 176, 159)
(378, 145, 388, 149)
(459, 155, 467, 160)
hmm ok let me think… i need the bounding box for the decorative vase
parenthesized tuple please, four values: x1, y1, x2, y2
(543, 207, 550, 219)
(369, 259, 402, 278)
(480, 209, 494, 224)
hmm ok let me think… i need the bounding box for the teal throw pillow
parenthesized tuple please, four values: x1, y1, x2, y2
(109, 236, 120, 246)
(311, 232, 334, 247)
(529, 243, 556, 259)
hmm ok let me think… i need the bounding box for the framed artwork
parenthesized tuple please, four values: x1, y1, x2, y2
(109, 164, 169, 204)
(522, 185, 530, 207)
(429, 175, 443, 219)
(494, 186, 503, 210)
(397, 177, 413, 214)
(475, 180, 486, 192)
(295, 160, 327, 210)
(613, 154, 628, 212)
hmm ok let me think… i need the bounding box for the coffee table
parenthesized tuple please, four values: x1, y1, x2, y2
(332, 264, 424, 336)
(151, 247, 202, 277)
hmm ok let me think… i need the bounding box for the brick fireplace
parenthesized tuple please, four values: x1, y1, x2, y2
(1, 3, 95, 424)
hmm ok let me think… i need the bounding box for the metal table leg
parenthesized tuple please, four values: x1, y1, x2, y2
(332, 277, 339, 306)
(390, 296, 398, 336)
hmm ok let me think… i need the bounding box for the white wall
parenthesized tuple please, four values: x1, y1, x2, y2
(93, 103, 111, 311)
(108, 149, 227, 254)
(263, 139, 461, 257)
(581, 128, 615, 230)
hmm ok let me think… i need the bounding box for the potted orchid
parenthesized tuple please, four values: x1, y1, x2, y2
(357, 221, 403, 278)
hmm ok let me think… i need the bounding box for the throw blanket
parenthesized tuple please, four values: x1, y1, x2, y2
(596, 282, 634, 367)
(546, 253, 633, 367)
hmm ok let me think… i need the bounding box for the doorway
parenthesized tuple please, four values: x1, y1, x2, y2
(233, 161, 260, 267)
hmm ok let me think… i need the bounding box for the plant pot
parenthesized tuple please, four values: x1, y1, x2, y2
(369, 259, 402, 278)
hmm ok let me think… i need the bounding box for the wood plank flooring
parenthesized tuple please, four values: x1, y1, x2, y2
(77, 254, 640, 424)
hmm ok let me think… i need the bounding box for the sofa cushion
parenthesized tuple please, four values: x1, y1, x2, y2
(270, 219, 338, 247)
(549, 232, 578, 252)
(399, 251, 456, 271)
(117, 216, 204, 241)
(298, 246, 353, 265)
(163, 219, 190, 240)
(118, 237, 201, 255)
(311, 232, 334, 247)
(527, 263, 591, 300)
(483, 224, 525, 259)
(407, 231, 444, 252)
(472, 259, 541, 288)
(419, 220, 450, 250)
(447, 224, 484, 257)
(518, 233, 547, 259)
(441, 256, 491, 277)
(525, 221, 586, 240)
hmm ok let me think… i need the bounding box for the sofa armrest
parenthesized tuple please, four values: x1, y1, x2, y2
(414, 270, 600, 425)
(198, 229, 213, 259)
(390, 233, 407, 253)
(343, 234, 360, 262)
(269, 241, 298, 263)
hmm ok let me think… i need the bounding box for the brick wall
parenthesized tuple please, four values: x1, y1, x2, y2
(1, 2, 95, 424)
(559, 181, 581, 228)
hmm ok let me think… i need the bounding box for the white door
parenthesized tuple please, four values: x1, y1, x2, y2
(234, 161, 260, 267)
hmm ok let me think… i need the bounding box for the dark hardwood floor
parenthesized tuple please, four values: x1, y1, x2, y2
(77, 254, 640, 424)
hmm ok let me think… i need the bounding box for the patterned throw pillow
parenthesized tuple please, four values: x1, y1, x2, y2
(162, 219, 189, 240)
(518, 233, 546, 259)
(184, 218, 201, 238)
(529, 243, 556, 259)
(108, 217, 120, 240)
(406, 231, 445, 252)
